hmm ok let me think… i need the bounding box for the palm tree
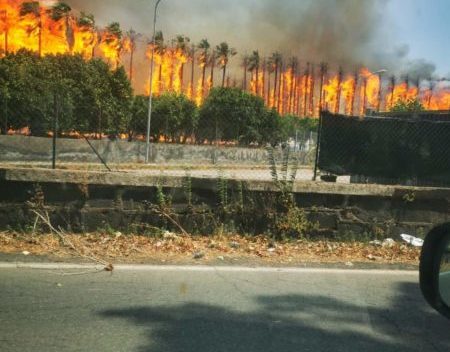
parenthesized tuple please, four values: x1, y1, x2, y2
(209, 48, 216, 90)
(0, 9, 8, 54)
(189, 44, 196, 99)
(241, 55, 250, 91)
(174, 35, 190, 92)
(216, 42, 237, 87)
(124, 29, 141, 83)
(269, 52, 282, 107)
(248, 50, 260, 95)
(303, 63, 310, 116)
(49, 2, 74, 52)
(335, 67, 343, 113)
(77, 12, 96, 58)
(20, 1, 42, 56)
(103, 22, 123, 69)
(288, 57, 298, 113)
(153, 31, 166, 92)
(318, 62, 328, 113)
(197, 39, 210, 97)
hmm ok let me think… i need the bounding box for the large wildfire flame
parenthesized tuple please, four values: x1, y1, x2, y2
(1, 0, 449, 115)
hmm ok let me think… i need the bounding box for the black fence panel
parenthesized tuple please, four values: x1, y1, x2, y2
(318, 112, 450, 185)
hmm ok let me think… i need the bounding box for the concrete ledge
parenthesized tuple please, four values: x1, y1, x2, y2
(1, 167, 449, 198)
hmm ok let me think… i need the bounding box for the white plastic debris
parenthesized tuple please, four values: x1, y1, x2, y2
(382, 238, 396, 248)
(22, 251, 30, 256)
(369, 240, 382, 246)
(401, 234, 424, 247)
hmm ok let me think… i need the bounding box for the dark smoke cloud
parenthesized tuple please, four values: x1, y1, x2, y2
(66, 0, 435, 76)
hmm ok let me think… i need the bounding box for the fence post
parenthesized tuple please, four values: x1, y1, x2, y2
(52, 92, 59, 170)
(2, 98, 7, 135)
(313, 111, 323, 181)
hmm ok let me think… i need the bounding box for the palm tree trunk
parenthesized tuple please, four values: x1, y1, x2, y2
(38, 16, 42, 57)
(4, 30, 7, 55)
(273, 64, 278, 109)
(309, 64, 315, 117)
(350, 72, 358, 116)
(262, 60, 266, 102)
(222, 65, 226, 87)
(159, 64, 163, 92)
(277, 63, 283, 113)
(318, 67, 326, 114)
(190, 51, 195, 97)
(335, 69, 343, 114)
(255, 65, 259, 96)
(169, 59, 174, 91)
(180, 63, 185, 93)
(267, 71, 271, 107)
(210, 53, 215, 91)
(243, 62, 247, 91)
(129, 48, 134, 83)
(201, 64, 206, 97)
(289, 66, 295, 114)
(303, 65, 309, 117)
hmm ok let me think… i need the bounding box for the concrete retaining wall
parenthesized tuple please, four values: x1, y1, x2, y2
(0, 135, 315, 165)
(0, 167, 448, 239)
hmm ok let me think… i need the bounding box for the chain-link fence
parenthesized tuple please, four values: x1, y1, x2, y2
(317, 111, 450, 187)
(0, 91, 318, 182)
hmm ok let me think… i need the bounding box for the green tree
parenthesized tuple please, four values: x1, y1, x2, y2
(152, 93, 197, 143)
(198, 87, 275, 145)
(390, 98, 424, 113)
(127, 95, 148, 140)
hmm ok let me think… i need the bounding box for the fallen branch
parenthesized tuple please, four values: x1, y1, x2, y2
(151, 207, 190, 237)
(31, 210, 114, 272)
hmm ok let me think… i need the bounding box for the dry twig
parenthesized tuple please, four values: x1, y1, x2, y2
(31, 210, 114, 272)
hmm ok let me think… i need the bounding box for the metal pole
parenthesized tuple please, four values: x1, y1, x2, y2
(313, 112, 323, 181)
(145, 0, 163, 164)
(52, 93, 58, 170)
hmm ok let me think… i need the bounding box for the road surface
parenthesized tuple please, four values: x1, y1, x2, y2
(1, 264, 449, 352)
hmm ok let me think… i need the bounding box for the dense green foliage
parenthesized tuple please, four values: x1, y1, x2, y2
(0, 50, 132, 137)
(390, 98, 424, 113)
(0, 51, 317, 144)
(198, 87, 281, 145)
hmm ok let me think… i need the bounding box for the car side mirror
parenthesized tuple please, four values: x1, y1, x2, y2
(420, 223, 450, 320)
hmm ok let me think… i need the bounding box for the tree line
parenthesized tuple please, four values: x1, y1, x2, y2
(0, 50, 317, 145)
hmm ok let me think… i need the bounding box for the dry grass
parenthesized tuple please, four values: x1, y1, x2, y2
(0, 231, 420, 266)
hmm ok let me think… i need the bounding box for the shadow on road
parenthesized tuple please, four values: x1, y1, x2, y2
(99, 282, 450, 352)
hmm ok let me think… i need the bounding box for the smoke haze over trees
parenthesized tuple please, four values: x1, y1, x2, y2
(65, 0, 438, 78)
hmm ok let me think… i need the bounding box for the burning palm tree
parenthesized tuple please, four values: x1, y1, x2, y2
(248, 50, 260, 95)
(20, 1, 42, 56)
(123, 28, 141, 83)
(101, 22, 123, 69)
(268, 52, 282, 108)
(49, 2, 74, 53)
(197, 38, 210, 99)
(174, 35, 190, 93)
(76, 12, 96, 59)
(241, 54, 250, 90)
(216, 42, 237, 88)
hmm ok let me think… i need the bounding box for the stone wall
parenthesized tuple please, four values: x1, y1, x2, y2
(0, 135, 315, 165)
(0, 167, 448, 239)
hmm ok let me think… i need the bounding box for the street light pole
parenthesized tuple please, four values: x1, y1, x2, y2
(145, 0, 163, 164)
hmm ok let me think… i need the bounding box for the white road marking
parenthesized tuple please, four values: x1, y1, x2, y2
(0, 262, 418, 275)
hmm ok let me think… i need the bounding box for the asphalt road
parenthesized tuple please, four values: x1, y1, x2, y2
(1, 265, 449, 352)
